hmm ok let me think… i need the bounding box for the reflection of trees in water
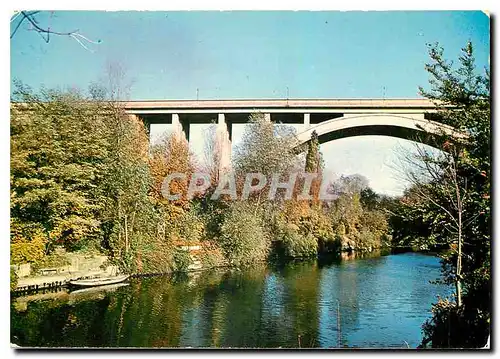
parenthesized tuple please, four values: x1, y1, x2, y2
(213, 265, 268, 347)
(207, 289, 229, 347)
(334, 263, 360, 346)
(318, 261, 358, 348)
(11, 263, 322, 348)
(260, 272, 289, 345)
(278, 261, 321, 348)
(318, 254, 388, 347)
(9, 261, 349, 348)
(340, 249, 385, 261)
(178, 271, 229, 347)
(139, 272, 225, 347)
(11, 296, 112, 347)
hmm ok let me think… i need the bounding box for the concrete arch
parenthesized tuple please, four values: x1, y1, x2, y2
(295, 114, 466, 148)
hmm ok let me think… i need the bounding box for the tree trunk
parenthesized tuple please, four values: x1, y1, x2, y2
(456, 218, 462, 307)
(455, 174, 463, 308)
(453, 156, 463, 308)
(124, 215, 129, 254)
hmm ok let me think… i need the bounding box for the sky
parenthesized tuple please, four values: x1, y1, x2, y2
(10, 11, 490, 195)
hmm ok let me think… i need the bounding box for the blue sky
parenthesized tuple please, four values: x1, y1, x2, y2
(11, 11, 490, 195)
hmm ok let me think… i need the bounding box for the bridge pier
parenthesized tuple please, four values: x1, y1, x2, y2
(216, 113, 232, 173)
(172, 113, 190, 143)
(304, 113, 311, 130)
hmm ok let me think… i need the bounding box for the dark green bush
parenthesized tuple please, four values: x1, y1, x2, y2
(173, 249, 192, 272)
(218, 202, 270, 267)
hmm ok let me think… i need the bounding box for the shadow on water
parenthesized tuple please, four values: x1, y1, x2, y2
(11, 253, 450, 348)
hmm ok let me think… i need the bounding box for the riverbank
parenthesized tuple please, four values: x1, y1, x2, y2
(11, 244, 216, 294)
(12, 245, 411, 295)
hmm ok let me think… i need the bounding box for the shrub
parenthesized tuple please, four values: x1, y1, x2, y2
(302, 208, 336, 243)
(218, 202, 270, 266)
(280, 225, 317, 258)
(10, 267, 18, 291)
(171, 209, 205, 244)
(10, 219, 47, 265)
(173, 248, 192, 271)
(31, 246, 71, 273)
(199, 242, 227, 269)
(49, 216, 101, 252)
(421, 297, 490, 348)
(295, 207, 336, 255)
(355, 230, 380, 252)
(137, 239, 175, 274)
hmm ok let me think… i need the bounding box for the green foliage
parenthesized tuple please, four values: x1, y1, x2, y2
(11, 81, 164, 275)
(279, 224, 317, 258)
(421, 297, 489, 348)
(99, 110, 156, 262)
(218, 202, 270, 266)
(354, 230, 380, 252)
(305, 130, 322, 173)
(274, 202, 340, 258)
(199, 245, 227, 269)
(327, 182, 390, 253)
(172, 249, 192, 272)
(138, 238, 175, 274)
(233, 113, 299, 178)
(169, 207, 205, 244)
(11, 83, 112, 252)
(10, 267, 18, 291)
(10, 218, 47, 264)
(31, 247, 72, 273)
(392, 41, 490, 347)
(233, 113, 301, 205)
(300, 207, 336, 244)
(360, 188, 379, 210)
(389, 188, 446, 251)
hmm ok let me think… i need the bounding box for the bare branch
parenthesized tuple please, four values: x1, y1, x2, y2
(11, 11, 100, 52)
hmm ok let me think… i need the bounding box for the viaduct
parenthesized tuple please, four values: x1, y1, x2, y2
(123, 98, 460, 171)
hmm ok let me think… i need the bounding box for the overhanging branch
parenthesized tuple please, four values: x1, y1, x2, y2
(11, 11, 101, 52)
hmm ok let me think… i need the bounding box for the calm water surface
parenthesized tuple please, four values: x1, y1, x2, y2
(11, 252, 451, 348)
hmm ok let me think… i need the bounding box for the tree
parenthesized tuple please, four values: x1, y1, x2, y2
(360, 187, 379, 210)
(234, 113, 299, 178)
(395, 41, 490, 348)
(305, 130, 321, 173)
(202, 124, 222, 186)
(303, 130, 324, 205)
(94, 64, 163, 271)
(330, 174, 369, 198)
(10, 67, 166, 273)
(233, 113, 301, 203)
(401, 141, 471, 306)
(11, 82, 112, 252)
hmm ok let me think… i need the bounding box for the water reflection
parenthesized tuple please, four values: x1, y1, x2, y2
(11, 253, 451, 348)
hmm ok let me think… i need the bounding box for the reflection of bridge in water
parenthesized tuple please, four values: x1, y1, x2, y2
(124, 99, 462, 172)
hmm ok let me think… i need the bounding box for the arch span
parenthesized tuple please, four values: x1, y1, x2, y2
(295, 114, 466, 148)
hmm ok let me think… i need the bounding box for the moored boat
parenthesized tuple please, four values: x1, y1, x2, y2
(69, 274, 129, 288)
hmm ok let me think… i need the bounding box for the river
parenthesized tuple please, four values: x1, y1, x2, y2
(11, 252, 451, 348)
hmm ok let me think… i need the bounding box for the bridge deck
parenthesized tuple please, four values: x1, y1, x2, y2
(123, 98, 436, 111)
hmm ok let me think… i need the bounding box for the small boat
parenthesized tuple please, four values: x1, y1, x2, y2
(69, 282, 130, 296)
(69, 274, 130, 288)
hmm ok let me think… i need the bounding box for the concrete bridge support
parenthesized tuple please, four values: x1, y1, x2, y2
(172, 113, 190, 143)
(216, 113, 232, 173)
(304, 113, 311, 130)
